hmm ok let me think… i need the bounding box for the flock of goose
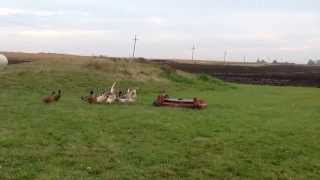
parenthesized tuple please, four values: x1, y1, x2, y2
(42, 82, 137, 104)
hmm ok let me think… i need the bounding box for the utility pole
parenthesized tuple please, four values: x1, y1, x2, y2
(192, 43, 196, 61)
(243, 56, 247, 63)
(224, 50, 227, 64)
(132, 34, 138, 58)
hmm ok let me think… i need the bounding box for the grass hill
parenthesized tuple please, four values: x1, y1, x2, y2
(0, 53, 320, 179)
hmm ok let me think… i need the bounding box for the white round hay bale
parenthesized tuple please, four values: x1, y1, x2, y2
(0, 54, 8, 66)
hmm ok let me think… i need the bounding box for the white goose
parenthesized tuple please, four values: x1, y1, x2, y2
(105, 82, 117, 104)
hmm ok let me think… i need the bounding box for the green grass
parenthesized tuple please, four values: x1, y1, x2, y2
(0, 59, 320, 179)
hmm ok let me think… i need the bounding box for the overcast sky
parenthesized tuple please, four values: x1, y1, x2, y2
(0, 0, 319, 63)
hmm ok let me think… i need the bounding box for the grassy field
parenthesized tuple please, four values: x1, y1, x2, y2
(0, 55, 320, 179)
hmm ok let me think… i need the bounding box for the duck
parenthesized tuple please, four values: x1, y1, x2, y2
(96, 93, 107, 103)
(54, 90, 62, 102)
(117, 88, 138, 103)
(105, 92, 117, 104)
(81, 90, 97, 104)
(42, 91, 56, 104)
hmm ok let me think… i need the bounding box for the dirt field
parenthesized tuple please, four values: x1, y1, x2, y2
(157, 60, 320, 87)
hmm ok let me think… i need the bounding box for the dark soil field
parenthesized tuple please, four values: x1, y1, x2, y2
(159, 61, 320, 87)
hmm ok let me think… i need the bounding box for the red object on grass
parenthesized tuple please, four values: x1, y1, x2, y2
(153, 95, 208, 109)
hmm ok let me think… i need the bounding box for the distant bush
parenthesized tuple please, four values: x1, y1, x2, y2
(197, 73, 223, 83)
(166, 71, 195, 84)
(135, 57, 148, 63)
(161, 65, 194, 84)
(308, 59, 315, 65)
(160, 66, 231, 90)
(99, 55, 109, 59)
(197, 73, 209, 81)
(85, 61, 104, 70)
(160, 65, 174, 74)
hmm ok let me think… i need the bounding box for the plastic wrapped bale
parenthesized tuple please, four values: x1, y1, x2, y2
(0, 54, 8, 66)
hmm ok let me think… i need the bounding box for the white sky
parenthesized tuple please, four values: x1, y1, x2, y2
(0, 0, 319, 63)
